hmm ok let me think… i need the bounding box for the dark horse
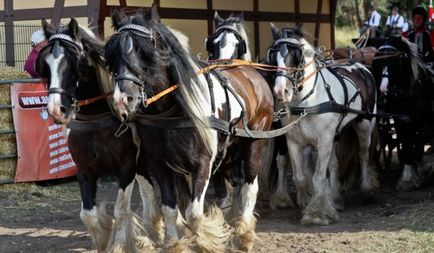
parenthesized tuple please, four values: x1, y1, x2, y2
(36, 19, 159, 252)
(372, 35, 433, 190)
(105, 6, 274, 252)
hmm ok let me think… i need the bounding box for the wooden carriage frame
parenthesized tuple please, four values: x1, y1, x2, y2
(0, 0, 338, 67)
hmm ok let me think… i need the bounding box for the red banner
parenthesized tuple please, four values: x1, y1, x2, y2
(11, 83, 77, 182)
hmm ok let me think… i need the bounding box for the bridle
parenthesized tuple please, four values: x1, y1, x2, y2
(45, 32, 84, 100)
(377, 44, 401, 80)
(270, 37, 306, 93)
(206, 24, 246, 59)
(113, 24, 156, 107)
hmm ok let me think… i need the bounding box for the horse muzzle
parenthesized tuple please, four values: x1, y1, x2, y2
(47, 102, 73, 124)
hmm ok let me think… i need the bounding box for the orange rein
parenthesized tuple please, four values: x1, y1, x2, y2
(143, 59, 315, 106)
(75, 91, 113, 107)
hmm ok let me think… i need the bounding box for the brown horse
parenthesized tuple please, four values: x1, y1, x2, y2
(105, 6, 274, 252)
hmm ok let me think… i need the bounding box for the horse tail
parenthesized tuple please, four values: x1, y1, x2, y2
(258, 138, 276, 197)
(338, 125, 361, 191)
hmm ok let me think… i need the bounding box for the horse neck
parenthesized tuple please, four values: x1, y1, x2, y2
(75, 67, 111, 116)
(291, 55, 326, 106)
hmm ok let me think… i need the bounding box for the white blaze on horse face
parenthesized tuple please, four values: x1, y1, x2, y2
(217, 32, 239, 59)
(113, 84, 129, 119)
(274, 52, 293, 103)
(46, 53, 65, 120)
(380, 66, 389, 95)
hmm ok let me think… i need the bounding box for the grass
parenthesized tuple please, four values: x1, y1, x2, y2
(335, 26, 360, 48)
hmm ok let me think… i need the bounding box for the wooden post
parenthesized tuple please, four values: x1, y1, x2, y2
(51, 0, 65, 26)
(253, 0, 259, 59)
(207, 0, 213, 35)
(4, 0, 14, 66)
(314, 0, 323, 47)
(87, 0, 100, 36)
(98, 0, 107, 38)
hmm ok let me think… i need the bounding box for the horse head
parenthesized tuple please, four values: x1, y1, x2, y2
(36, 18, 86, 124)
(206, 11, 250, 60)
(106, 5, 206, 125)
(267, 24, 315, 103)
(36, 18, 107, 124)
(372, 36, 423, 96)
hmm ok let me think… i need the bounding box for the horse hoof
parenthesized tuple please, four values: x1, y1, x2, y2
(334, 196, 344, 211)
(360, 188, 379, 203)
(396, 180, 420, 191)
(300, 213, 332, 226)
(269, 194, 294, 210)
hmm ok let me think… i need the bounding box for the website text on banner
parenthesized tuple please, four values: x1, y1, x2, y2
(11, 82, 76, 182)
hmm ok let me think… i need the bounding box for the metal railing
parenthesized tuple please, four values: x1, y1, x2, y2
(0, 79, 42, 161)
(0, 24, 41, 69)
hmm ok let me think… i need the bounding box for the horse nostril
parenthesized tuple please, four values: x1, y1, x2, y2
(284, 89, 289, 94)
(121, 112, 128, 121)
(127, 96, 134, 102)
(60, 106, 67, 114)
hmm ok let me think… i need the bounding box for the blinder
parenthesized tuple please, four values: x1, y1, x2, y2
(270, 37, 306, 93)
(206, 24, 247, 58)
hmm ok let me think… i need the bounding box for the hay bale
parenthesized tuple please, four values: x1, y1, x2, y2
(0, 109, 14, 129)
(0, 159, 17, 180)
(0, 66, 28, 180)
(0, 66, 30, 80)
(0, 133, 16, 155)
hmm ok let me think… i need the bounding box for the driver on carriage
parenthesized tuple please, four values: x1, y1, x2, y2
(386, 5, 405, 36)
(402, 6, 434, 62)
(361, 4, 381, 39)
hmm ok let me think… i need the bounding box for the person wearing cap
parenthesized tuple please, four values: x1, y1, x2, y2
(403, 6, 434, 62)
(24, 29, 48, 78)
(386, 5, 404, 35)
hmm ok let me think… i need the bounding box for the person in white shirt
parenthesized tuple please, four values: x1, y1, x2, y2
(365, 5, 381, 28)
(386, 5, 404, 34)
(362, 4, 382, 38)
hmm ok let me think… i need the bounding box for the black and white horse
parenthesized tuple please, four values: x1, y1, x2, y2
(36, 18, 159, 252)
(105, 6, 274, 252)
(372, 35, 433, 190)
(206, 11, 251, 61)
(267, 25, 378, 225)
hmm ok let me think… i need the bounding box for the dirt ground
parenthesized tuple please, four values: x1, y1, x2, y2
(1, 153, 434, 253)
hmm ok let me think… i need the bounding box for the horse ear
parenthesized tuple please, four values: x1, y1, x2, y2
(111, 8, 125, 30)
(69, 18, 79, 39)
(150, 4, 160, 22)
(41, 18, 55, 38)
(214, 11, 224, 26)
(270, 23, 280, 39)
